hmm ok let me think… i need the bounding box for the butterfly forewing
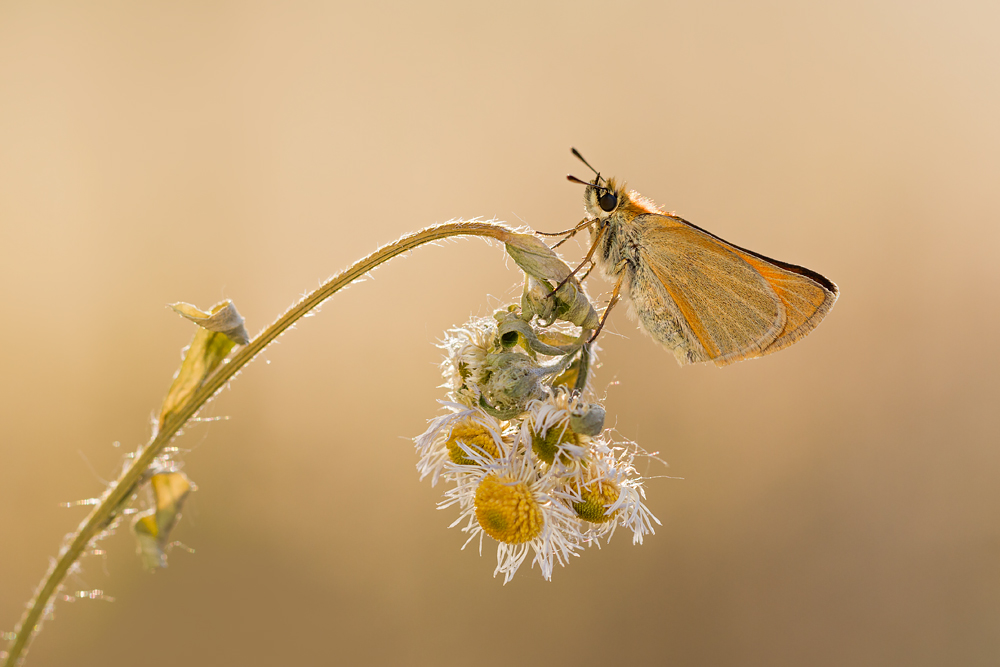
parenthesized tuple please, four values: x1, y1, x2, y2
(637, 216, 787, 366)
(721, 247, 838, 356)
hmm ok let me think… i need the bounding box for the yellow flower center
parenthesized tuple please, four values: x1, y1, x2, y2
(531, 423, 579, 464)
(569, 479, 620, 523)
(447, 419, 501, 465)
(474, 474, 544, 544)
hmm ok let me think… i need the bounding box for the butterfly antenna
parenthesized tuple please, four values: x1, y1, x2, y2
(570, 148, 605, 184)
(567, 174, 610, 195)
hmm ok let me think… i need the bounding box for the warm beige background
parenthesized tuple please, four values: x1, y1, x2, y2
(1, 2, 998, 666)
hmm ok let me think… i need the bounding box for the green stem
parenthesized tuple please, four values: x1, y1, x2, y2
(2, 220, 521, 667)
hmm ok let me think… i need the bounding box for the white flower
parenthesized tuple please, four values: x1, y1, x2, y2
(439, 447, 583, 584)
(556, 441, 661, 546)
(519, 389, 591, 467)
(414, 402, 508, 486)
(439, 317, 497, 405)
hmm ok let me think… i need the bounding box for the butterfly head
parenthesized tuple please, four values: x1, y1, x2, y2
(567, 149, 627, 223)
(582, 177, 628, 221)
(568, 173, 627, 222)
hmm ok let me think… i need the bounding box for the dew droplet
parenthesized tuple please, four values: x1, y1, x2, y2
(71, 589, 115, 602)
(59, 498, 101, 508)
(168, 541, 196, 554)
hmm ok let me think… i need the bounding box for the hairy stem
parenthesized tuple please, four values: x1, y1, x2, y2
(2, 220, 521, 667)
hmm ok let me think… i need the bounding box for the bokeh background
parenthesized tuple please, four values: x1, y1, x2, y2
(1, 2, 998, 666)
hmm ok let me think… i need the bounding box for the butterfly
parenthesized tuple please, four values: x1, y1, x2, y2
(545, 149, 838, 367)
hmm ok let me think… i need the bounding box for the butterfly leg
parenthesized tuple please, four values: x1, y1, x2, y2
(535, 217, 592, 239)
(549, 224, 606, 296)
(550, 234, 578, 250)
(589, 267, 625, 343)
(548, 219, 594, 250)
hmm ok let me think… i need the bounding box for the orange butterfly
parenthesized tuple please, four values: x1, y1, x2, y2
(550, 149, 838, 367)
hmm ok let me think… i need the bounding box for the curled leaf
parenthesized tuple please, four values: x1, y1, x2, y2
(573, 344, 592, 394)
(158, 327, 235, 430)
(495, 311, 585, 357)
(170, 300, 250, 345)
(478, 395, 527, 420)
(534, 329, 580, 348)
(503, 233, 574, 284)
(504, 234, 599, 330)
(132, 472, 194, 570)
(521, 275, 600, 331)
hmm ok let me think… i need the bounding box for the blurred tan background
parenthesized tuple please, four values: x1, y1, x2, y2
(1, 2, 998, 666)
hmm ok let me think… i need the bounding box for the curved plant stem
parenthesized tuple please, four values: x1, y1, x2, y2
(2, 220, 522, 667)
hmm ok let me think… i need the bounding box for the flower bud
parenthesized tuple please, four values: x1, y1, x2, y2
(504, 234, 599, 330)
(569, 403, 606, 436)
(480, 352, 544, 416)
(521, 275, 600, 331)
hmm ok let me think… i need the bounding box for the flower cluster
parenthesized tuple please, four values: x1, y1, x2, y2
(415, 310, 659, 583)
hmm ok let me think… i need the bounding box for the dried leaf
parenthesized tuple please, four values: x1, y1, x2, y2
(133, 514, 165, 570)
(132, 472, 194, 570)
(170, 300, 250, 345)
(158, 327, 235, 429)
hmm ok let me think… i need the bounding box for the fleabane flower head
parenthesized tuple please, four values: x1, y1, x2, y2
(440, 446, 583, 583)
(440, 317, 497, 407)
(556, 441, 661, 546)
(520, 389, 597, 467)
(414, 403, 509, 486)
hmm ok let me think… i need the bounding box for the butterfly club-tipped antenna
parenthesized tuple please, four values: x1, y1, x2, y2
(566, 174, 597, 187)
(567, 149, 613, 200)
(571, 147, 605, 185)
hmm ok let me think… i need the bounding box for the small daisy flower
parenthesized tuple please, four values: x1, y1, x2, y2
(441, 448, 583, 584)
(439, 317, 497, 406)
(414, 403, 508, 486)
(520, 390, 591, 466)
(557, 442, 661, 546)
(566, 476, 620, 524)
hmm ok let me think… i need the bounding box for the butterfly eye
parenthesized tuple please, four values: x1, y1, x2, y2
(598, 191, 618, 212)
